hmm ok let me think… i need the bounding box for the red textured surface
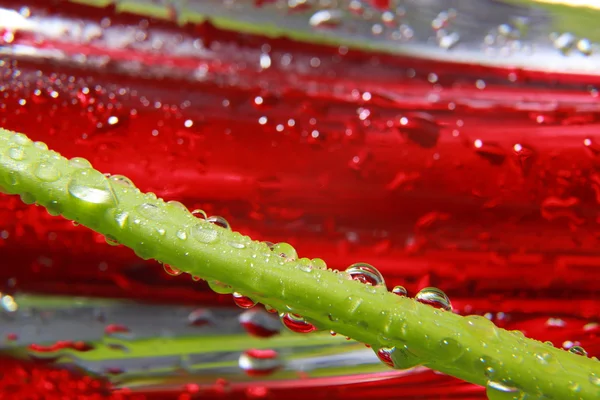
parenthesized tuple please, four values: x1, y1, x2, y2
(0, 0, 598, 398)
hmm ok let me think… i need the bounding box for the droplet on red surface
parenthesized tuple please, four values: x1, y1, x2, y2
(281, 313, 316, 333)
(232, 292, 257, 309)
(238, 348, 281, 377)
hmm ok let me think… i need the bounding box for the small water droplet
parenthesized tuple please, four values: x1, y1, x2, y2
(137, 203, 164, 220)
(281, 313, 316, 333)
(163, 264, 182, 276)
(272, 242, 298, 261)
(589, 372, 600, 387)
(176, 230, 188, 240)
(311, 258, 327, 270)
(486, 381, 521, 400)
(239, 309, 281, 338)
(415, 287, 452, 311)
(69, 157, 92, 169)
(191, 209, 207, 220)
(569, 345, 588, 357)
(7, 147, 25, 161)
(207, 215, 231, 230)
(188, 308, 214, 326)
(109, 175, 135, 188)
(309, 10, 342, 29)
(34, 162, 61, 182)
(297, 258, 313, 272)
(105, 235, 119, 246)
(345, 263, 385, 286)
(208, 280, 233, 294)
(376, 347, 396, 368)
(67, 169, 116, 207)
(192, 224, 219, 244)
(239, 349, 281, 377)
(438, 337, 464, 361)
(11, 133, 31, 146)
(233, 292, 257, 309)
(553, 32, 576, 55)
(392, 285, 408, 296)
(463, 315, 500, 341)
(167, 200, 188, 211)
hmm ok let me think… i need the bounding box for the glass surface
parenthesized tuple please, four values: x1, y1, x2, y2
(0, 0, 598, 398)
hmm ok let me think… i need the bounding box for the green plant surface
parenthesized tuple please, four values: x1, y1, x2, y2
(0, 127, 598, 400)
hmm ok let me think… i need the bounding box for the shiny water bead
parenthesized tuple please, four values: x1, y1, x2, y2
(309, 9, 342, 29)
(69, 157, 92, 169)
(392, 285, 408, 296)
(34, 162, 61, 182)
(188, 308, 214, 326)
(208, 280, 233, 295)
(265, 305, 278, 314)
(590, 372, 600, 386)
(239, 309, 282, 338)
(297, 258, 313, 272)
(192, 224, 219, 244)
(345, 263, 385, 287)
(238, 349, 281, 377)
(191, 275, 202, 282)
(67, 169, 116, 207)
(569, 345, 588, 357)
(207, 215, 230, 230)
(109, 174, 135, 188)
(376, 347, 396, 368)
(8, 147, 26, 161)
(438, 337, 464, 361)
(163, 264, 182, 276)
(311, 258, 327, 270)
(272, 242, 298, 261)
(485, 381, 521, 400)
(104, 235, 119, 246)
(415, 287, 452, 311)
(167, 200, 188, 211)
(33, 141, 48, 150)
(191, 209, 207, 220)
(232, 292, 257, 309)
(11, 132, 31, 146)
(281, 313, 316, 333)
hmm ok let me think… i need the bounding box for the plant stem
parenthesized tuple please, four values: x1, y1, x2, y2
(0, 127, 598, 399)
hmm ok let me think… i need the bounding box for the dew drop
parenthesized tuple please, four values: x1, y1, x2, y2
(392, 285, 408, 296)
(109, 175, 135, 188)
(233, 292, 257, 309)
(191, 209, 207, 220)
(272, 242, 298, 261)
(167, 200, 187, 211)
(67, 169, 116, 207)
(34, 162, 61, 182)
(7, 147, 25, 161)
(463, 315, 500, 341)
(192, 224, 219, 244)
(104, 235, 119, 246)
(309, 10, 342, 29)
(376, 347, 396, 368)
(239, 309, 281, 338)
(438, 337, 464, 361)
(281, 313, 316, 333)
(207, 215, 231, 230)
(311, 258, 327, 270)
(11, 133, 31, 146)
(163, 264, 182, 276)
(297, 258, 313, 272)
(345, 263, 385, 287)
(486, 381, 521, 400)
(569, 345, 588, 357)
(176, 230, 188, 240)
(188, 308, 214, 326)
(415, 287, 452, 311)
(239, 349, 281, 377)
(208, 280, 233, 295)
(69, 157, 92, 169)
(590, 372, 600, 387)
(137, 203, 164, 221)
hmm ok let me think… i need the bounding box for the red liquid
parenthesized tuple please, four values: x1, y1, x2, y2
(0, 1, 598, 399)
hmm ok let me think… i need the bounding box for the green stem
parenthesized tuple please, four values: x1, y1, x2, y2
(0, 127, 598, 400)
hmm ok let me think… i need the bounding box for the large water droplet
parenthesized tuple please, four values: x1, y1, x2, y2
(163, 264, 182, 276)
(208, 280, 233, 294)
(345, 263, 385, 286)
(238, 349, 281, 377)
(34, 162, 61, 182)
(272, 242, 298, 261)
(207, 215, 231, 230)
(69, 157, 92, 169)
(486, 381, 521, 400)
(7, 147, 25, 161)
(569, 345, 588, 357)
(281, 313, 316, 333)
(67, 169, 116, 207)
(233, 292, 256, 309)
(191, 209, 207, 220)
(375, 347, 395, 368)
(109, 175, 135, 188)
(311, 258, 327, 270)
(438, 337, 464, 361)
(463, 315, 500, 341)
(137, 203, 164, 220)
(309, 10, 342, 29)
(192, 224, 219, 244)
(392, 285, 408, 296)
(415, 287, 452, 311)
(239, 309, 281, 338)
(590, 372, 600, 387)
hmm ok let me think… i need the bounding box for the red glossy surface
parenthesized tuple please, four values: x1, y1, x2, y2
(0, 0, 598, 398)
